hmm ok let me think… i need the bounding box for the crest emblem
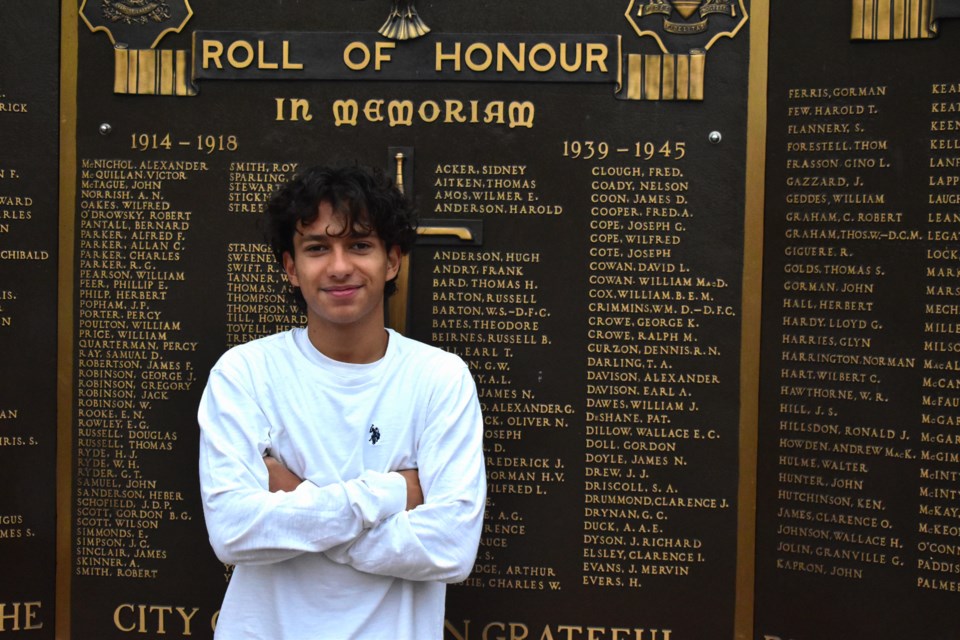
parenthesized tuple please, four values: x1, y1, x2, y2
(369, 425, 381, 445)
(101, 0, 173, 25)
(626, 0, 747, 51)
(617, 0, 748, 100)
(80, 0, 193, 48)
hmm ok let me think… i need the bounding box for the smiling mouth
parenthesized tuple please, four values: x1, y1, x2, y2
(323, 285, 362, 298)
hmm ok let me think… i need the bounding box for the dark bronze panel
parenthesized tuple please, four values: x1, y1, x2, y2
(756, 2, 960, 639)
(67, 1, 749, 638)
(0, 1, 60, 637)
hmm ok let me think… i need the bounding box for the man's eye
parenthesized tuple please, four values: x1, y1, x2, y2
(352, 242, 373, 251)
(305, 244, 327, 253)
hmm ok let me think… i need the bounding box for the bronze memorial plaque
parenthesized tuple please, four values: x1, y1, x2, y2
(2, 0, 954, 637)
(67, 1, 751, 638)
(756, 2, 960, 639)
(0, 1, 60, 636)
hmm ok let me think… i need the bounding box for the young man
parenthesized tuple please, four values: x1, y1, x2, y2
(198, 165, 486, 639)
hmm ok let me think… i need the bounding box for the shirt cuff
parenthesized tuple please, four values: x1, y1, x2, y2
(354, 470, 408, 527)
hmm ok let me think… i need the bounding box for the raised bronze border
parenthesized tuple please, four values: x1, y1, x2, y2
(52, 2, 767, 637)
(57, 1, 79, 638)
(734, 0, 769, 637)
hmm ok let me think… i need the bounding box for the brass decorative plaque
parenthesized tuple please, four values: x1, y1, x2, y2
(0, 2, 60, 637)
(64, 2, 750, 638)
(756, 2, 960, 638)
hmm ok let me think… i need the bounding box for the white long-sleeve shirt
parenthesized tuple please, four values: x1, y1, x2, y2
(198, 328, 486, 640)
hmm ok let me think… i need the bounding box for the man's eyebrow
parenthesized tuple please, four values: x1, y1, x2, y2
(294, 228, 373, 240)
(294, 228, 326, 239)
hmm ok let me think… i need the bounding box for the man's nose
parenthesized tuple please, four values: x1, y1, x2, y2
(327, 245, 353, 275)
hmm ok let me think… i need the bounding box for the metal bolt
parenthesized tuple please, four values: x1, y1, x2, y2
(99, 123, 113, 136)
(708, 131, 722, 145)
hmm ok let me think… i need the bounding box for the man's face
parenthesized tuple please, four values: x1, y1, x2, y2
(282, 201, 400, 334)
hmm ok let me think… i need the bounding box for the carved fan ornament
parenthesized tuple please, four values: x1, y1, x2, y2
(379, 0, 431, 40)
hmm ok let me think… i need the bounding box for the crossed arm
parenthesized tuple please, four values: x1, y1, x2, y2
(264, 456, 424, 511)
(199, 362, 485, 582)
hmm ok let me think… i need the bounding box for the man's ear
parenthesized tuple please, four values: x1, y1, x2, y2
(386, 245, 402, 280)
(282, 251, 299, 287)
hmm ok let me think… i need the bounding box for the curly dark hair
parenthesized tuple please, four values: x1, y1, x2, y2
(264, 165, 417, 312)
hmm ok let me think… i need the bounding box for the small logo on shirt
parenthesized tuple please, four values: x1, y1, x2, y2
(369, 425, 381, 445)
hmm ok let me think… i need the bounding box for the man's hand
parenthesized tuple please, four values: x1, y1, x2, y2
(397, 469, 423, 511)
(263, 455, 303, 493)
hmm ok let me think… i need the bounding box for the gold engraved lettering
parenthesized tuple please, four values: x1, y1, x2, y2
(433, 41, 608, 74)
(333, 99, 534, 129)
(201, 39, 303, 71)
(0, 602, 43, 631)
(342, 41, 395, 71)
(113, 604, 200, 634)
(75, 157, 210, 580)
